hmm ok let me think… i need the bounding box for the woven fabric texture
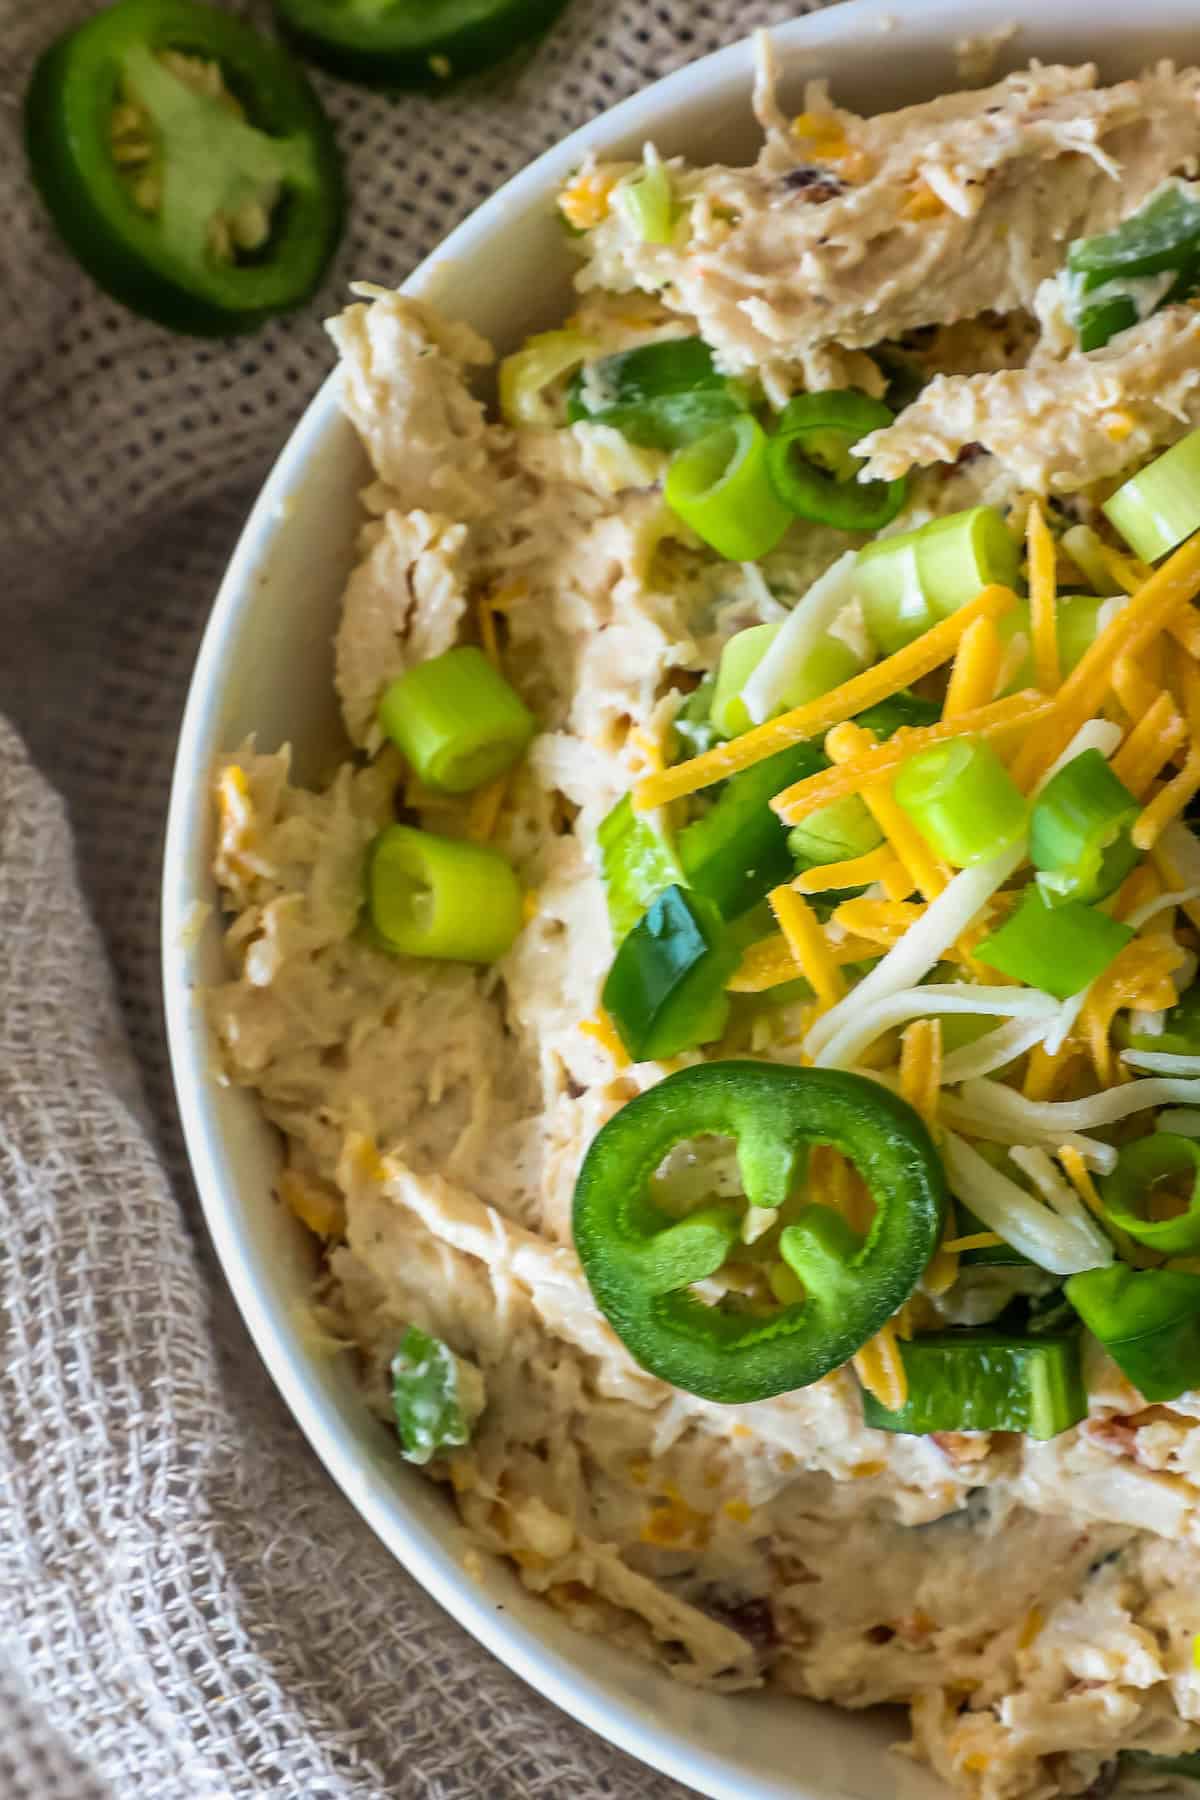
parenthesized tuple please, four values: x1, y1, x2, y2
(0, 2, 828, 1794)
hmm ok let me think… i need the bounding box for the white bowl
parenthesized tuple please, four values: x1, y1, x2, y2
(163, 3, 1198, 1792)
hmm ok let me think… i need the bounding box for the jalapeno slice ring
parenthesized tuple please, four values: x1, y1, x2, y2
(573, 1061, 946, 1403)
(26, 0, 344, 336)
(273, 0, 569, 89)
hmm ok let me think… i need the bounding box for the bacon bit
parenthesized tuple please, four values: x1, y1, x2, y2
(780, 164, 844, 203)
(1082, 1417, 1141, 1459)
(894, 1609, 937, 1644)
(932, 1431, 991, 1466)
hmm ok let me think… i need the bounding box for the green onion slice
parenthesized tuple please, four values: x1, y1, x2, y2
(709, 621, 861, 738)
(1103, 427, 1200, 564)
(855, 505, 1020, 654)
(499, 328, 598, 427)
(892, 735, 1027, 869)
(378, 646, 535, 794)
(1100, 1133, 1200, 1253)
(765, 390, 907, 531)
(789, 793, 883, 868)
(1028, 749, 1139, 907)
(367, 824, 524, 963)
(975, 885, 1134, 999)
(615, 157, 675, 244)
(665, 416, 793, 562)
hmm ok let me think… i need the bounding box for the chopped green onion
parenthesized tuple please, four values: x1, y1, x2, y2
(856, 505, 1021, 654)
(975, 885, 1134, 999)
(391, 1326, 483, 1465)
(893, 735, 1027, 869)
(665, 416, 793, 562)
(378, 646, 535, 793)
(671, 677, 720, 760)
(710, 621, 861, 738)
(498, 328, 597, 427)
(615, 158, 675, 244)
(998, 593, 1113, 693)
(1029, 749, 1139, 908)
(566, 337, 747, 450)
(1100, 1133, 1200, 1253)
(1066, 1263, 1200, 1402)
(1103, 427, 1200, 563)
(788, 793, 882, 868)
(602, 884, 739, 1060)
(709, 623, 779, 738)
(860, 1328, 1087, 1439)
(679, 743, 826, 919)
(597, 793, 682, 944)
(367, 824, 523, 963)
(765, 390, 908, 531)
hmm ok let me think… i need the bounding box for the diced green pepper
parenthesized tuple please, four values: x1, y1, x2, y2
(861, 1329, 1087, 1439)
(1066, 1264, 1200, 1402)
(1066, 185, 1200, 351)
(566, 337, 749, 450)
(679, 742, 827, 919)
(602, 885, 739, 1060)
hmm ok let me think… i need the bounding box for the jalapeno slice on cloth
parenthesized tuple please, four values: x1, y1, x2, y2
(273, 0, 568, 87)
(572, 1062, 946, 1403)
(26, 0, 343, 336)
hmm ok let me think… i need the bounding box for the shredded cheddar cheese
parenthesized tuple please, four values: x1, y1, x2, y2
(793, 846, 914, 900)
(727, 929, 883, 993)
(1026, 500, 1060, 694)
(899, 1017, 943, 1130)
(830, 723, 950, 902)
(558, 166, 620, 230)
(942, 1231, 1003, 1254)
(853, 1318, 908, 1412)
(942, 613, 1004, 719)
(467, 774, 508, 841)
(772, 690, 1053, 826)
(1111, 692, 1188, 798)
(1011, 532, 1200, 788)
(901, 180, 945, 221)
(633, 585, 1019, 812)
(578, 1009, 630, 1068)
(278, 1170, 346, 1240)
(768, 885, 844, 1012)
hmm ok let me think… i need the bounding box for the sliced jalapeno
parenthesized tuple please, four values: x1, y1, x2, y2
(27, 0, 343, 336)
(273, 0, 569, 88)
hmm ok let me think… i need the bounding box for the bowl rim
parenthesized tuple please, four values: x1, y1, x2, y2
(161, 1, 1188, 1792)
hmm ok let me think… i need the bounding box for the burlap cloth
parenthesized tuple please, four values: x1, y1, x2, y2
(0, 1, 841, 1795)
